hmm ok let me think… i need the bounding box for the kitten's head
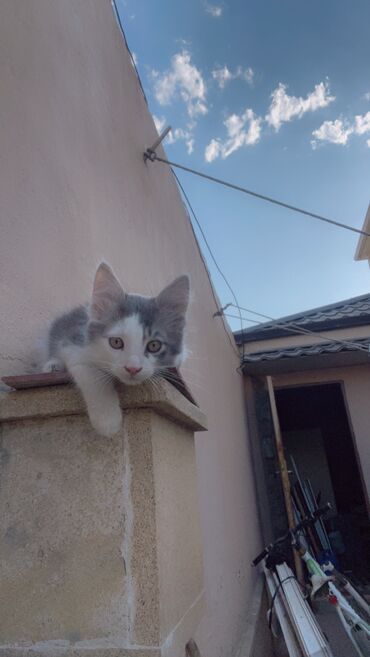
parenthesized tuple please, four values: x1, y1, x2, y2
(87, 263, 189, 385)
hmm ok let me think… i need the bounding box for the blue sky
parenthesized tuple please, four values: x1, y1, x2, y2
(116, 0, 370, 329)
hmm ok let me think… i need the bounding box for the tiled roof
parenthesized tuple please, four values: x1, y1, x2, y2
(242, 337, 370, 364)
(235, 293, 370, 344)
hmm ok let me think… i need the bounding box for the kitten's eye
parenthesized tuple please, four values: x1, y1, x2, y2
(147, 340, 162, 354)
(109, 337, 124, 350)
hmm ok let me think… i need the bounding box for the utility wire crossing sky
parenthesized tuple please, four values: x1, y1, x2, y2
(117, 0, 370, 326)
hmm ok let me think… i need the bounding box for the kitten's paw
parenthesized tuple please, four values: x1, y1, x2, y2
(43, 359, 65, 373)
(89, 406, 123, 438)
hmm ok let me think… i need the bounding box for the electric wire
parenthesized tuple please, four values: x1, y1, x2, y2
(223, 312, 370, 356)
(167, 167, 369, 359)
(268, 575, 302, 630)
(148, 152, 370, 238)
(171, 170, 244, 362)
(228, 304, 370, 353)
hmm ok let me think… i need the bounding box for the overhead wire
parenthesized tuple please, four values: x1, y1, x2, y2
(223, 309, 370, 355)
(146, 158, 369, 360)
(144, 139, 370, 361)
(111, 9, 370, 363)
(171, 170, 245, 363)
(147, 152, 370, 238)
(230, 303, 370, 353)
(168, 168, 370, 358)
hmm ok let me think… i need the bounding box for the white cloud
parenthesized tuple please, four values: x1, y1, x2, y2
(311, 119, 353, 147)
(204, 3, 222, 17)
(152, 115, 195, 154)
(354, 111, 370, 135)
(212, 65, 254, 89)
(243, 67, 254, 85)
(205, 109, 262, 162)
(364, 92, 370, 101)
(311, 111, 370, 148)
(152, 51, 207, 119)
(205, 139, 222, 162)
(152, 115, 166, 134)
(212, 66, 233, 89)
(266, 81, 335, 131)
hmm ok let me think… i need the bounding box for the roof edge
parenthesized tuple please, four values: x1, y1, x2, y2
(234, 292, 370, 344)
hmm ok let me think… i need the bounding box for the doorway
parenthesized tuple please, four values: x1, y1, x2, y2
(275, 382, 369, 581)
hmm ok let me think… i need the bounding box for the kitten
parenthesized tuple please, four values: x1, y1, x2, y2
(43, 263, 189, 437)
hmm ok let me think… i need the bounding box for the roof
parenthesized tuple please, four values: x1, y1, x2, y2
(234, 292, 370, 344)
(241, 336, 370, 375)
(243, 336, 370, 364)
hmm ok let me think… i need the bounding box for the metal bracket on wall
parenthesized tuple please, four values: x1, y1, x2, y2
(143, 126, 172, 162)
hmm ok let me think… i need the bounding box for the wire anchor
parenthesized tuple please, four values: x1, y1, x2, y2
(144, 126, 172, 162)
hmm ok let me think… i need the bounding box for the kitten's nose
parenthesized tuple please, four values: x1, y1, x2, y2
(125, 366, 142, 376)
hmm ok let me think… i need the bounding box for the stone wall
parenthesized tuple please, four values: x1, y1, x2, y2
(0, 379, 206, 657)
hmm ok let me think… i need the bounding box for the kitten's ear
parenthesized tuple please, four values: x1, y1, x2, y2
(90, 263, 125, 320)
(156, 275, 190, 315)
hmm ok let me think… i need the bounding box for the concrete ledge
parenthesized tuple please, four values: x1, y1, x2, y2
(0, 379, 207, 432)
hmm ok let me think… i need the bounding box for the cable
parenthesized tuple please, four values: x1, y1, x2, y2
(147, 153, 370, 239)
(144, 150, 369, 357)
(171, 170, 245, 362)
(225, 313, 271, 326)
(268, 575, 306, 630)
(229, 304, 370, 354)
(223, 312, 370, 355)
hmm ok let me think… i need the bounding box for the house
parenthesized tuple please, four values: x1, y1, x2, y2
(235, 294, 370, 579)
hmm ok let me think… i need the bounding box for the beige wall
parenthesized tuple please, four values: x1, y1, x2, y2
(0, 2, 261, 656)
(273, 365, 370, 508)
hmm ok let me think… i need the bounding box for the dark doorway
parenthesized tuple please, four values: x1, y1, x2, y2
(275, 383, 369, 581)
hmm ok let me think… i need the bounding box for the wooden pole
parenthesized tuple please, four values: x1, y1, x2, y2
(266, 376, 304, 583)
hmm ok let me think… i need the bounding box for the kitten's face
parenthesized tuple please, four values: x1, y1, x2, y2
(87, 264, 189, 385)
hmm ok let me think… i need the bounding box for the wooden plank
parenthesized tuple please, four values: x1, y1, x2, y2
(2, 372, 71, 389)
(266, 375, 304, 583)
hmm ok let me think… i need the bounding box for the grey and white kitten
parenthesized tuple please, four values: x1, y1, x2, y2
(43, 263, 189, 437)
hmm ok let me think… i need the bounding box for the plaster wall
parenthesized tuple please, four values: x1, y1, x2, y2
(0, 2, 261, 655)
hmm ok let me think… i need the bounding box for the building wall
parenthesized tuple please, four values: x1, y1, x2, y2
(272, 365, 370, 509)
(0, 2, 261, 656)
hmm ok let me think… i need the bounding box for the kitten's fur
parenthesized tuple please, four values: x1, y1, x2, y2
(43, 263, 189, 437)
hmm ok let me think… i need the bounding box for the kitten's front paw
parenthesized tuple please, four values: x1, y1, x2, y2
(89, 406, 123, 438)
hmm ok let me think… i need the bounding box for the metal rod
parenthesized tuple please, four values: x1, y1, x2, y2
(144, 126, 172, 161)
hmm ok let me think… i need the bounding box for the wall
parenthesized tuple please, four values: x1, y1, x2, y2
(0, 380, 206, 657)
(273, 365, 370, 509)
(0, 2, 261, 656)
